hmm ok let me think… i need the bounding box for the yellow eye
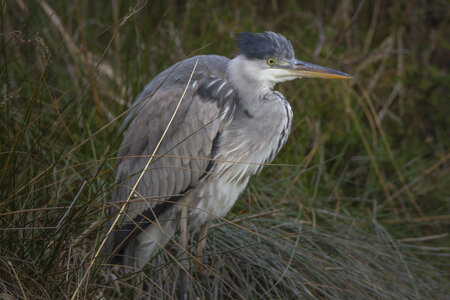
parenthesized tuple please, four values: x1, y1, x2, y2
(267, 58, 275, 66)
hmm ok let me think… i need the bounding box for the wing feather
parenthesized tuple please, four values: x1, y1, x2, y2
(105, 55, 237, 261)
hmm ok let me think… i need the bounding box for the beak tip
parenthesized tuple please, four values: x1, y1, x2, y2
(334, 70, 353, 80)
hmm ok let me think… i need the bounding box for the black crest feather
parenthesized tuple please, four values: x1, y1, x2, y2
(235, 31, 295, 60)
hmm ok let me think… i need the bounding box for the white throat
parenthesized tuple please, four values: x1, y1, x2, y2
(227, 55, 273, 105)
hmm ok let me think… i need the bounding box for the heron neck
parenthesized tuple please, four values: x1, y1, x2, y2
(227, 56, 273, 111)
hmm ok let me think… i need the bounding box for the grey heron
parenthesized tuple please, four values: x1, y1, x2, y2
(105, 31, 351, 268)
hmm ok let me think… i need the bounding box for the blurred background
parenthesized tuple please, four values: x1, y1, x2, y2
(1, 1, 448, 299)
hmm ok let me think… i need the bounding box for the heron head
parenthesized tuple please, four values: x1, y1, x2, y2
(234, 31, 352, 88)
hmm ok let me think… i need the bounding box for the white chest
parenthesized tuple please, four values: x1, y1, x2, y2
(189, 94, 292, 224)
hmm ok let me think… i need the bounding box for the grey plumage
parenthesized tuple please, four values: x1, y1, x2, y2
(105, 32, 351, 268)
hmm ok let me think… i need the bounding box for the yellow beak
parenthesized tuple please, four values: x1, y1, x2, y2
(288, 59, 352, 79)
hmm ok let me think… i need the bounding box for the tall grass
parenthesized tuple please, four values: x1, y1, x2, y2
(1, 1, 449, 298)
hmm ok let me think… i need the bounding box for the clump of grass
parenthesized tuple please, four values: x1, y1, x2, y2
(135, 214, 448, 299)
(1, 1, 449, 299)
